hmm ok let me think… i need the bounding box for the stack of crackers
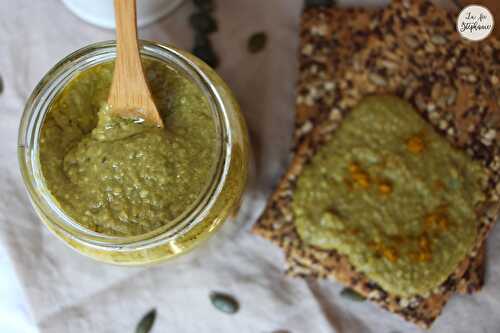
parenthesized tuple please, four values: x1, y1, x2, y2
(253, 0, 499, 328)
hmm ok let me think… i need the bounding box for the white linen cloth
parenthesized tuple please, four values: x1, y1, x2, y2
(0, 0, 499, 332)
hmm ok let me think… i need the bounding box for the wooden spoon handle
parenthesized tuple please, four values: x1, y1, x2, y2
(115, 0, 141, 66)
(109, 0, 164, 127)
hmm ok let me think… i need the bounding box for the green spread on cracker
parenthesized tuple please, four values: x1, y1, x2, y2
(291, 95, 487, 297)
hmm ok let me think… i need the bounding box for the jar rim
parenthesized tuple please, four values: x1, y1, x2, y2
(18, 40, 233, 251)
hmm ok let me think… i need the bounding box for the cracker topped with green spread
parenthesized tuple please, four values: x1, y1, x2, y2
(254, 0, 500, 328)
(293, 95, 487, 297)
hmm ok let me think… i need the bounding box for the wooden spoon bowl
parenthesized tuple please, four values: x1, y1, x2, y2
(108, 0, 163, 127)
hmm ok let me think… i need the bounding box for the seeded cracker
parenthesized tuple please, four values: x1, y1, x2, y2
(293, 3, 487, 295)
(253, 0, 500, 328)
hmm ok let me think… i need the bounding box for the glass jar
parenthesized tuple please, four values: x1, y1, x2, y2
(18, 41, 249, 265)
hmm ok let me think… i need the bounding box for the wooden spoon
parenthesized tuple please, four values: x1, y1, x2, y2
(108, 0, 164, 127)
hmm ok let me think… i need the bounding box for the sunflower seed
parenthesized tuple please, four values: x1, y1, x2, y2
(425, 42, 436, 53)
(431, 34, 447, 45)
(415, 94, 427, 111)
(379, 59, 398, 70)
(446, 88, 457, 105)
(210, 292, 239, 314)
(135, 309, 156, 333)
(404, 35, 419, 48)
(0, 75, 3, 95)
(369, 73, 387, 86)
(467, 74, 477, 83)
(458, 66, 473, 75)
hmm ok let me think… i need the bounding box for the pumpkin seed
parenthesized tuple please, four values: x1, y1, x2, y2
(190, 12, 217, 34)
(189, 0, 218, 68)
(340, 287, 366, 302)
(193, 0, 215, 12)
(135, 309, 156, 333)
(194, 32, 210, 47)
(248, 32, 268, 54)
(193, 42, 219, 68)
(0, 75, 3, 95)
(305, 0, 334, 7)
(210, 291, 239, 314)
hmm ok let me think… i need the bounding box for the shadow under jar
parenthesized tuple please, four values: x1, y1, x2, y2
(18, 41, 249, 265)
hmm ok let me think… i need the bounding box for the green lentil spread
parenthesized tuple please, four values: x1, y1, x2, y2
(292, 95, 487, 297)
(39, 59, 218, 236)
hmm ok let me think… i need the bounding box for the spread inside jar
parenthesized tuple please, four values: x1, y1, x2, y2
(39, 59, 218, 236)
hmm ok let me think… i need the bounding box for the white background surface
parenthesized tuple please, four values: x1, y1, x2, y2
(61, 0, 186, 29)
(0, 244, 37, 333)
(1, 0, 499, 332)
